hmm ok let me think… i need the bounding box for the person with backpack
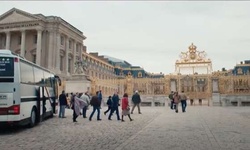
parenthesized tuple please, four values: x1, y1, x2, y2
(104, 96, 112, 115)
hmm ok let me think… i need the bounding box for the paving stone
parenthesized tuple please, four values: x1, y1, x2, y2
(0, 106, 250, 150)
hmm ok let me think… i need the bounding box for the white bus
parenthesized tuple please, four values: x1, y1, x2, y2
(0, 50, 61, 127)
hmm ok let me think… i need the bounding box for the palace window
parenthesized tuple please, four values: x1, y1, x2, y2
(18, 36, 21, 45)
(60, 56, 63, 71)
(69, 40, 72, 49)
(61, 36, 64, 45)
(33, 35, 37, 44)
(33, 55, 36, 63)
(76, 44, 79, 52)
(237, 68, 243, 75)
(138, 72, 142, 78)
(3, 37, 6, 47)
(68, 58, 71, 73)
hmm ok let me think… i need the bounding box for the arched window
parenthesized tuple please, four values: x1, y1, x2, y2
(138, 72, 142, 78)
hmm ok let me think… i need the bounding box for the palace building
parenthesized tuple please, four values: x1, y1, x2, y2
(0, 8, 86, 79)
(1, 8, 250, 107)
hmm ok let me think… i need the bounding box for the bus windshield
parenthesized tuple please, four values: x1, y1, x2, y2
(0, 57, 14, 76)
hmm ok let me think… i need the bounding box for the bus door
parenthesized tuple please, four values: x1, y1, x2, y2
(39, 86, 54, 121)
(38, 86, 50, 122)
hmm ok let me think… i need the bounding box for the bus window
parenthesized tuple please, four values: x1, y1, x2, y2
(34, 67, 44, 85)
(44, 71, 52, 87)
(0, 57, 14, 77)
(20, 62, 34, 84)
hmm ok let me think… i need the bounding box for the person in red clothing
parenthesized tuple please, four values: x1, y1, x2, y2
(121, 93, 133, 122)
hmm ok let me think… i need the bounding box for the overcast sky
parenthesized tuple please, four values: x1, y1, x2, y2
(1, 1, 250, 74)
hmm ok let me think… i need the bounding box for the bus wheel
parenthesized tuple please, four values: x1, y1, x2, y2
(29, 108, 37, 128)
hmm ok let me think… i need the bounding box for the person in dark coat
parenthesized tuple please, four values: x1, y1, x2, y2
(89, 91, 101, 121)
(59, 90, 67, 118)
(104, 96, 112, 115)
(108, 91, 120, 120)
(70, 92, 78, 122)
(131, 90, 142, 114)
(169, 91, 175, 110)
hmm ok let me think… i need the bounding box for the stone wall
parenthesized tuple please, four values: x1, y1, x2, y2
(213, 94, 250, 106)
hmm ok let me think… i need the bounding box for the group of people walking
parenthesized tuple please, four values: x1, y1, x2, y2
(58, 90, 142, 122)
(168, 91, 187, 113)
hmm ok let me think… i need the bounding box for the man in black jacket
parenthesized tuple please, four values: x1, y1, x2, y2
(108, 92, 120, 120)
(131, 90, 142, 114)
(89, 91, 101, 121)
(59, 90, 67, 118)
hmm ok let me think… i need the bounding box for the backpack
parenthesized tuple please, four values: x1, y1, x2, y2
(106, 99, 111, 105)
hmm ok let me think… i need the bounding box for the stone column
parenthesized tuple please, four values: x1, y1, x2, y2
(48, 31, 54, 70)
(73, 41, 77, 73)
(65, 36, 69, 74)
(79, 44, 83, 60)
(20, 30, 26, 57)
(36, 30, 42, 65)
(5, 31, 11, 50)
(55, 33, 61, 72)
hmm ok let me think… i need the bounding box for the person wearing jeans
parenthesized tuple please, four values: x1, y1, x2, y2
(80, 92, 90, 118)
(59, 90, 67, 118)
(89, 91, 101, 121)
(179, 91, 188, 112)
(108, 92, 120, 120)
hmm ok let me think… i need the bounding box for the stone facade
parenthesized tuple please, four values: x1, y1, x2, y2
(0, 8, 86, 79)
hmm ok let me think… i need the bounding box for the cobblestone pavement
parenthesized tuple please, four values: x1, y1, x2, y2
(0, 106, 250, 150)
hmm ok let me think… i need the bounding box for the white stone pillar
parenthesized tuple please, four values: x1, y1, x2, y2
(79, 44, 83, 60)
(73, 41, 77, 73)
(55, 33, 61, 71)
(5, 31, 10, 50)
(48, 31, 54, 70)
(36, 30, 42, 65)
(65, 36, 69, 74)
(20, 30, 26, 57)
